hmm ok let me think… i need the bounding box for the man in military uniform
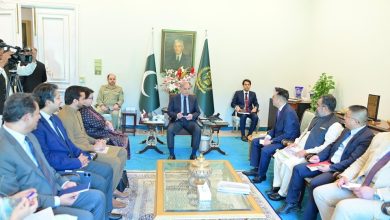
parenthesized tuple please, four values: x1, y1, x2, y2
(96, 73, 124, 130)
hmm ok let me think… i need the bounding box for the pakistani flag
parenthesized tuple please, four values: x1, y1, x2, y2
(139, 46, 160, 113)
(194, 39, 214, 117)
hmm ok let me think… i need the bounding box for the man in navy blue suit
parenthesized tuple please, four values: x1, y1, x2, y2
(231, 79, 259, 141)
(277, 105, 374, 219)
(243, 87, 300, 183)
(167, 81, 201, 160)
(31, 83, 123, 219)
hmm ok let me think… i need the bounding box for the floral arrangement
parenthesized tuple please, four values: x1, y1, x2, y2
(160, 67, 196, 94)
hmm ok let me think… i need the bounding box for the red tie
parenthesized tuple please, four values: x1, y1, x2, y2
(245, 93, 249, 112)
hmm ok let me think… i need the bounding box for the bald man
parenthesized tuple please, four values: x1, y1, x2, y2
(166, 81, 201, 160)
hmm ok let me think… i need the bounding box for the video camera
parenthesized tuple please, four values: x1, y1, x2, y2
(0, 41, 32, 70)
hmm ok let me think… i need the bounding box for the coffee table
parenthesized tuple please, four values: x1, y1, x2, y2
(155, 160, 265, 219)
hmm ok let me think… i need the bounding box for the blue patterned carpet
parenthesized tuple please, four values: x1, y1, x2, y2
(125, 134, 310, 220)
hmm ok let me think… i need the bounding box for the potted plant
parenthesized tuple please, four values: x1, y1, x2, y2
(310, 73, 335, 111)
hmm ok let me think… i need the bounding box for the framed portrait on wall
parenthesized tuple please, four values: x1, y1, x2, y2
(161, 29, 196, 72)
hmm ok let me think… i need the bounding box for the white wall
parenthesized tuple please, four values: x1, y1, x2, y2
(18, 0, 311, 126)
(16, 0, 390, 125)
(305, 0, 390, 120)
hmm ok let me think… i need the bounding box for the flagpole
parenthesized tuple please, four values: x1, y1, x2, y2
(205, 29, 208, 38)
(151, 27, 154, 51)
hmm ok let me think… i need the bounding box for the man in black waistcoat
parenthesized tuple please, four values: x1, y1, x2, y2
(268, 95, 343, 201)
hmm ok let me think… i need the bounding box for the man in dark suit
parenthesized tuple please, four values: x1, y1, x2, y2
(167, 81, 201, 160)
(243, 87, 300, 183)
(164, 39, 192, 71)
(0, 40, 12, 115)
(31, 83, 124, 217)
(0, 93, 105, 219)
(277, 105, 374, 219)
(231, 79, 259, 141)
(20, 48, 47, 93)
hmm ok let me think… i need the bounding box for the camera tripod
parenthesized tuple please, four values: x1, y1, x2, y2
(5, 69, 24, 97)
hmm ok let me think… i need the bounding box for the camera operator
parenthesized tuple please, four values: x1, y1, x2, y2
(0, 39, 13, 119)
(0, 39, 36, 120)
(20, 48, 47, 93)
(15, 47, 37, 77)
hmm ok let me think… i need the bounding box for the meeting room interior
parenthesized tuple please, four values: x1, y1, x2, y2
(0, 0, 390, 220)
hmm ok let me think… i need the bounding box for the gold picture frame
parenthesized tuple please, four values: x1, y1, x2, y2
(161, 29, 196, 72)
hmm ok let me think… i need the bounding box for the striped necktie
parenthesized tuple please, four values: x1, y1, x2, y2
(362, 151, 390, 186)
(245, 93, 249, 112)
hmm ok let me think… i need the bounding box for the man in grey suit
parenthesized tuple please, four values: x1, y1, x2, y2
(167, 81, 201, 160)
(0, 93, 105, 220)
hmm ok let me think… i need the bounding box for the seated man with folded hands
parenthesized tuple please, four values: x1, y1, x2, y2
(277, 105, 374, 220)
(56, 86, 128, 205)
(267, 95, 343, 201)
(31, 83, 124, 218)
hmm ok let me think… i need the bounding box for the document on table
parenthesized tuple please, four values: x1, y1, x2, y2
(217, 181, 250, 194)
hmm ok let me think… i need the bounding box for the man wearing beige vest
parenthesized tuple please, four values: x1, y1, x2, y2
(57, 85, 128, 204)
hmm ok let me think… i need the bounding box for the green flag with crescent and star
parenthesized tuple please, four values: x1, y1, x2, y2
(194, 39, 214, 116)
(139, 44, 160, 113)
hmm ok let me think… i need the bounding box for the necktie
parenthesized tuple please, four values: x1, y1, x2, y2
(49, 116, 75, 158)
(183, 96, 188, 115)
(276, 110, 280, 120)
(339, 130, 352, 144)
(176, 55, 180, 62)
(362, 151, 390, 186)
(49, 116, 64, 140)
(25, 136, 57, 195)
(245, 93, 249, 112)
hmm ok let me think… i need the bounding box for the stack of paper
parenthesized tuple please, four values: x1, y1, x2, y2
(197, 182, 212, 201)
(217, 181, 250, 194)
(306, 161, 331, 171)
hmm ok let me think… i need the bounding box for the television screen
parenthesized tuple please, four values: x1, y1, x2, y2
(367, 94, 380, 121)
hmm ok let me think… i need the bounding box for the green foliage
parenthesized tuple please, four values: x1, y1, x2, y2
(310, 73, 335, 111)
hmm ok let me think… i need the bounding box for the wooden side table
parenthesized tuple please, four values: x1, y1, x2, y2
(121, 110, 137, 136)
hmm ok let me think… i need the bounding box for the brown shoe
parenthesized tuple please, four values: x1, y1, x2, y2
(112, 199, 126, 209)
(114, 189, 129, 198)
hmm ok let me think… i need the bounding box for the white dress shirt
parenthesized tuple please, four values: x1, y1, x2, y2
(3, 125, 38, 166)
(331, 126, 366, 163)
(40, 111, 65, 139)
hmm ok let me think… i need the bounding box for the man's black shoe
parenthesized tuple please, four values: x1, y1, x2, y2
(109, 213, 122, 220)
(265, 187, 280, 196)
(242, 168, 258, 176)
(167, 155, 176, 160)
(250, 175, 266, 184)
(189, 154, 197, 160)
(381, 201, 390, 215)
(241, 136, 248, 142)
(268, 192, 286, 201)
(276, 203, 300, 214)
